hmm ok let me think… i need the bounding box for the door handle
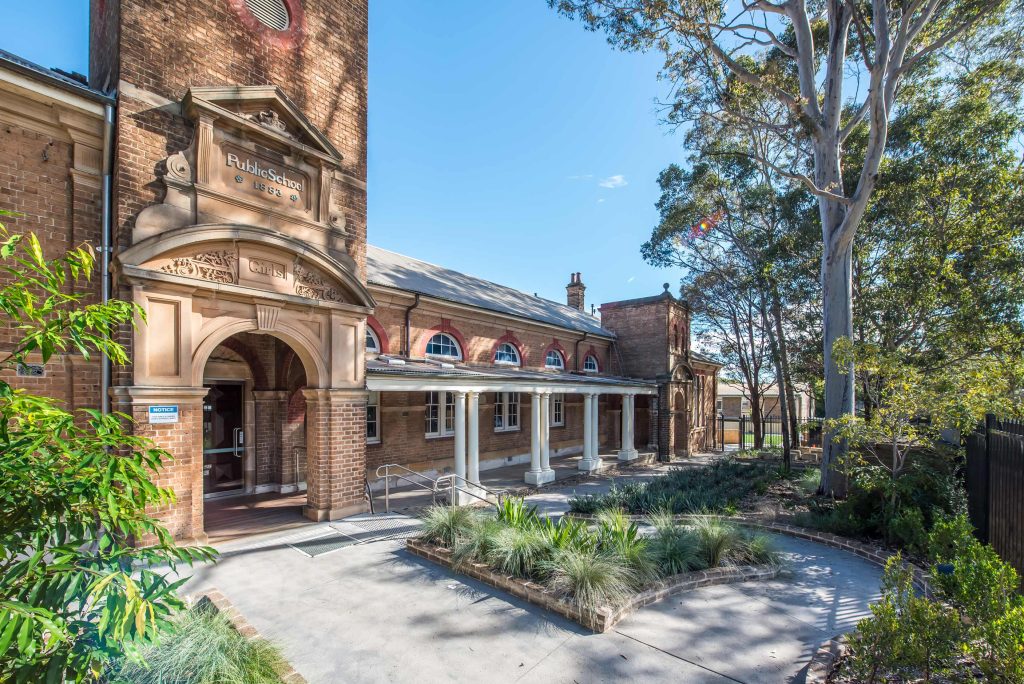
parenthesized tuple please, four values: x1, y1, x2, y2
(233, 427, 244, 458)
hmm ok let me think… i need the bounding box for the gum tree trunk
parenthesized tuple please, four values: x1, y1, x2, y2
(819, 237, 856, 495)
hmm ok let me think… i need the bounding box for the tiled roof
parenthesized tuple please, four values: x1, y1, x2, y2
(366, 245, 613, 337)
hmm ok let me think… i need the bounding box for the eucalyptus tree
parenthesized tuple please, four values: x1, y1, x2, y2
(552, 0, 1014, 493)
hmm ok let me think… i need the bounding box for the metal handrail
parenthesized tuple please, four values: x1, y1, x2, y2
(434, 473, 508, 509)
(375, 464, 441, 514)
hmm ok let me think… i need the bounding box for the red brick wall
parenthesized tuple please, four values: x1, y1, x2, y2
(370, 296, 614, 373)
(367, 391, 629, 476)
(599, 298, 672, 379)
(0, 116, 104, 413)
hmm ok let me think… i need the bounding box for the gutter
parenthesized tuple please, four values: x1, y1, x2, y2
(100, 101, 115, 415)
(574, 332, 589, 372)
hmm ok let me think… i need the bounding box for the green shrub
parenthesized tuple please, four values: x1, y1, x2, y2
(539, 516, 594, 554)
(567, 459, 784, 516)
(647, 525, 702, 575)
(846, 555, 964, 683)
(106, 604, 287, 684)
(595, 509, 659, 587)
(796, 467, 821, 496)
(689, 516, 741, 568)
(486, 526, 551, 578)
(731, 531, 780, 566)
(451, 516, 504, 567)
(420, 505, 476, 548)
(495, 497, 539, 529)
(542, 548, 632, 612)
(928, 516, 1024, 681)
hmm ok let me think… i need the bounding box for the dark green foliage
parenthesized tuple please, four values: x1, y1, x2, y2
(105, 604, 287, 684)
(0, 226, 216, 682)
(495, 496, 540, 529)
(419, 505, 476, 548)
(795, 449, 966, 555)
(568, 460, 784, 516)
(846, 555, 964, 683)
(846, 516, 1024, 682)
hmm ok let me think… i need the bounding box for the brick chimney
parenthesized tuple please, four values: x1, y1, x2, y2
(566, 272, 586, 311)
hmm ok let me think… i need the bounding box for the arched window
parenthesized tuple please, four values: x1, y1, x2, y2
(365, 327, 380, 354)
(583, 354, 599, 372)
(544, 350, 564, 369)
(494, 342, 520, 366)
(425, 332, 461, 360)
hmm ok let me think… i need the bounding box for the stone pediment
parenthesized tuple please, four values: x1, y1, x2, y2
(183, 86, 342, 161)
(135, 86, 350, 266)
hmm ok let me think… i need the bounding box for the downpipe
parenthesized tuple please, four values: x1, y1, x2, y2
(100, 102, 114, 415)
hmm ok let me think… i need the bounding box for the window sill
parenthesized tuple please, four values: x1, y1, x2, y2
(425, 433, 455, 440)
(494, 427, 520, 434)
(367, 438, 381, 446)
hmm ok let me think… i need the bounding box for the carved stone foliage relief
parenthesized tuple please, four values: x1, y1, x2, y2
(160, 250, 238, 284)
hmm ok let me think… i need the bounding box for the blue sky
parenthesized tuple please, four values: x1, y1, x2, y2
(6, 1, 687, 311)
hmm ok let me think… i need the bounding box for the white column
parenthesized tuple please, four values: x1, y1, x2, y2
(526, 392, 550, 485)
(540, 392, 555, 481)
(619, 394, 638, 461)
(591, 394, 601, 466)
(454, 391, 467, 486)
(579, 393, 601, 471)
(467, 391, 480, 488)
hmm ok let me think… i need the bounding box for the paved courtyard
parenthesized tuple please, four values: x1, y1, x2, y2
(181, 470, 882, 683)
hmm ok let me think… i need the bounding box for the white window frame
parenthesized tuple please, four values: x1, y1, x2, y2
(544, 350, 564, 369)
(365, 327, 380, 354)
(494, 342, 520, 366)
(551, 393, 564, 427)
(366, 391, 381, 444)
(425, 333, 462, 360)
(494, 392, 520, 432)
(425, 391, 456, 438)
(583, 354, 599, 373)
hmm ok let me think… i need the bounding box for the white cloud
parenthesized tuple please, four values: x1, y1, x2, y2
(597, 198, 606, 203)
(627, 276, 636, 283)
(598, 174, 628, 189)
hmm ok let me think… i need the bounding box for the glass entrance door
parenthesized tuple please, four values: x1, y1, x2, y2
(203, 383, 245, 497)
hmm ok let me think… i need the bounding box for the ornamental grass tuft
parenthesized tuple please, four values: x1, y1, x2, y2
(420, 504, 477, 548)
(106, 604, 287, 684)
(542, 548, 633, 612)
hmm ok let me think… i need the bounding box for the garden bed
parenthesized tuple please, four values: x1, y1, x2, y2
(406, 537, 780, 632)
(411, 500, 783, 633)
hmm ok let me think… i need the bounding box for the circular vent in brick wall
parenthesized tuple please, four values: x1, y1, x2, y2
(244, 0, 290, 31)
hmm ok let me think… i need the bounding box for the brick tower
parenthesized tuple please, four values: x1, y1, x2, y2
(600, 285, 721, 458)
(89, 0, 373, 540)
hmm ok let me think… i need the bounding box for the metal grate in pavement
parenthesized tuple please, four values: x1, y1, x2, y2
(340, 514, 423, 541)
(288, 531, 361, 558)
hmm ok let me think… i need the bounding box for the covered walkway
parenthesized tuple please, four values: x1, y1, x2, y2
(367, 357, 659, 500)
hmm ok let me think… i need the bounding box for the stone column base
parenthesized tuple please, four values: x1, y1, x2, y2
(578, 457, 602, 472)
(617, 449, 639, 461)
(525, 469, 556, 486)
(303, 500, 368, 522)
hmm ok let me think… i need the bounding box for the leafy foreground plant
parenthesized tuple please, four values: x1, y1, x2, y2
(0, 225, 215, 682)
(844, 516, 1024, 683)
(419, 505, 477, 548)
(541, 548, 632, 612)
(106, 604, 287, 684)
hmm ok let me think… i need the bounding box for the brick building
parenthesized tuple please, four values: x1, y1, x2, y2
(0, 0, 719, 542)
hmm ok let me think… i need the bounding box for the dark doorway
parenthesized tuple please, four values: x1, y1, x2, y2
(203, 382, 245, 496)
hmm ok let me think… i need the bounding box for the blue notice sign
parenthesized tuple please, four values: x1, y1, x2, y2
(148, 405, 179, 424)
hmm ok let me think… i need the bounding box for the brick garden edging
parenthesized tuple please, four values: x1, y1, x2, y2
(405, 537, 780, 633)
(565, 512, 932, 594)
(804, 635, 848, 684)
(195, 589, 307, 684)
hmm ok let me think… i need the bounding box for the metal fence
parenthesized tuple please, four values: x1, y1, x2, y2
(965, 414, 1024, 575)
(717, 415, 822, 450)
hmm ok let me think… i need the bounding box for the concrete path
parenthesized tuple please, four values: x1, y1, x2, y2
(180, 473, 881, 683)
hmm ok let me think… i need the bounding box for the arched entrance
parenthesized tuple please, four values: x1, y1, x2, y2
(113, 224, 376, 542)
(200, 333, 315, 542)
